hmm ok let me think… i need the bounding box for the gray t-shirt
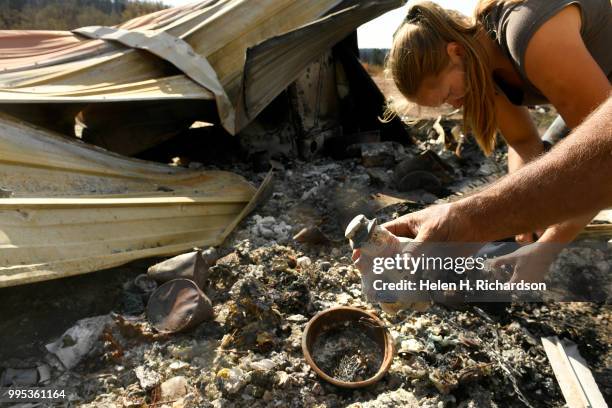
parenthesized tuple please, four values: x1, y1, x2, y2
(484, 0, 612, 105)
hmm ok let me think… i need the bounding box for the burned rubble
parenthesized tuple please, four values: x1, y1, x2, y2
(0, 114, 609, 408)
(0, 1, 609, 406)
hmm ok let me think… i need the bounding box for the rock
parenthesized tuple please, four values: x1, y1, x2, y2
(286, 314, 307, 323)
(251, 215, 292, 241)
(335, 292, 352, 305)
(296, 256, 312, 269)
(160, 376, 189, 400)
(262, 390, 273, 402)
(45, 315, 112, 370)
(217, 367, 246, 395)
(399, 338, 424, 354)
(134, 366, 161, 391)
(249, 359, 277, 371)
(319, 261, 332, 271)
(169, 361, 189, 371)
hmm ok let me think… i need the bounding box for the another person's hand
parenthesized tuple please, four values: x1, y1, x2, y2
(487, 243, 560, 283)
(515, 230, 545, 244)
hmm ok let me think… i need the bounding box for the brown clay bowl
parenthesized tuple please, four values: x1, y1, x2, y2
(302, 306, 394, 388)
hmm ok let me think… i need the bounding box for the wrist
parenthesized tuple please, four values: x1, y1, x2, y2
(445, 200, 479, 242)
(538, 224, 581, 243)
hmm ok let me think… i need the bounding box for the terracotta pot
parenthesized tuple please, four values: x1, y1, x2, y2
(302, 306, 394, 388)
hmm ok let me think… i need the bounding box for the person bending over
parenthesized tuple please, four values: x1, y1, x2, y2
(381, 0, 610, 279)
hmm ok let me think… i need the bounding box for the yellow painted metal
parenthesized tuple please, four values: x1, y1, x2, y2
(0, 113, 258, 287)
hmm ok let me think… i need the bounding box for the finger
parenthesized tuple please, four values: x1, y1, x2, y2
(382, 214, 419, 238)
(515, 233, 534, 244)
(509, 270, 520, 284)
(414, 227, 433, 243)
(488, 254, 516, 268)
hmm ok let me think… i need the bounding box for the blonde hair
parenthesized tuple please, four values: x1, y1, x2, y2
(383, 0, 522, 155)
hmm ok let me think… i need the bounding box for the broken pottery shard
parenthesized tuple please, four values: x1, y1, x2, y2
(147, 248, 218, 289)
(45, 315, 112, 370)
(146, 279, 214, 333)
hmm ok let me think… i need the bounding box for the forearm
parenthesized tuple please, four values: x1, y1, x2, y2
(454, 96, 612, 241)
(538, 212, 598, 242)
(507, 139, 543, 173)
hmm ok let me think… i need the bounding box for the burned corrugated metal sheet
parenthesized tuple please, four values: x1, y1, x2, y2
(0, 113, 263, 288)
(0, 0, 405, 137)
(240, 0, 401, 130)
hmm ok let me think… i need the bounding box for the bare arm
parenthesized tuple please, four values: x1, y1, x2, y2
(494, 93, 542, 172)
(384, 95, 612, 242)
(518, 4, 611, 242)
(457, 95, 612, 240)
(524, 5, 611, 129)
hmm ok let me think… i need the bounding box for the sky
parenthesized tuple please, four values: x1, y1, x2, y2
(160, 0, 479, 49)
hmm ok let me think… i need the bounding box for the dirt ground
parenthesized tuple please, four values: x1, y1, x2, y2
(0, 74, 609, 408)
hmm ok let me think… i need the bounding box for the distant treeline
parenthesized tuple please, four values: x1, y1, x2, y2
(359, 48, 389, 67)
(0, 0, 167, 30)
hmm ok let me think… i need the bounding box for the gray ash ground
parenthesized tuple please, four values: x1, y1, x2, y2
(312, 323, 383, 383)
(0, 115, 610, 407)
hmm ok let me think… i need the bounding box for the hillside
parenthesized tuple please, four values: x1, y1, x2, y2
(0, 0, 166, 30)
